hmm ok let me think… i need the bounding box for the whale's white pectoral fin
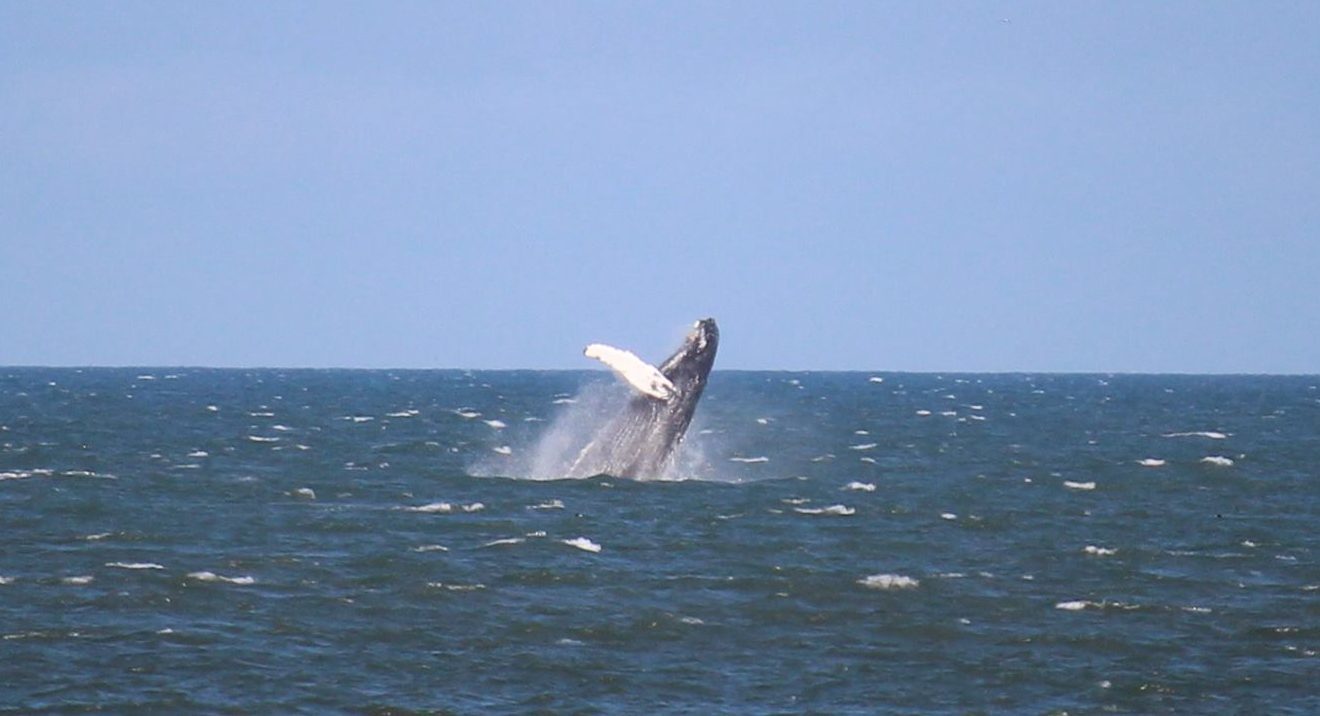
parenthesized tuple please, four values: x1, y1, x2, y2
(584, 343, 676, 400)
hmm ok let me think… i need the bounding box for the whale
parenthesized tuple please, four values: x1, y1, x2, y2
(567, 318, 719, 479)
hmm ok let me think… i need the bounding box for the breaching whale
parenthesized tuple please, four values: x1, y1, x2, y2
(567, 318, 719, 479)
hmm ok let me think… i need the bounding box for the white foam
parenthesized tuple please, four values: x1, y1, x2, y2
(105, 562, 165, 570)
(868, 376, 884, 383)
(1055, 600, 1098, 611)
(843, 481, 876, 492)
(1200, 456, 1234, 467)
(859, 456, 877, 464)
(188, 450, 209, 458)
(247, 435, 279, 443)
(1163, 431, 1228, 439)
(552, 398, 577, 405)
(404, 502, 453, 513)
(427, 582, 485, 591)
(915, 410, 932, 416)
(1084, 545, 1117, 556)
(492, 446, 512, 456)
(583, 343, 675, 400)
(1064, 481, 1096, 490)
(482, 537, 524, 548)
(483, 419, 507, 429)
(940, 410, 957, 417)
(755, 417, 770, 425)
(455, 409, 481, 419)
(61, 576, 94, 585)
(849, 442, 877, 451)
(0, 576, 13, 585)
(187, 571, 255, 585)
(462, 502, 485, 513)
(858, 574, 919, 590)
(1181, 605, 1213, 613)
(387, 409, 420, 418)
(729, 456, 769, 464)
(293, 487, 316, 499)
(795, 504, 855, 516)
(1137, 458, 1166, 467)
(562, 537, 602, 553)
(413, 544, 450, 552)
(249, 411, 275, 417)
(206, 405, 220, 412)
(940, 512, 957, 520)
(272, 424, 293, 432)
(529, 499, 565, 510)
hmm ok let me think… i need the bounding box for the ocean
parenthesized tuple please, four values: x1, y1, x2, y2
(1, 368, 1316, 714)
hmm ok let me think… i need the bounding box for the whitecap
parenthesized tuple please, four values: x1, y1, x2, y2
(795, 504, 855, 516)
(292, 487, 316, 499)
(552, 398, 576, 405)
(484, 419, 507, 429)
(0, 576, 13, 585)
(187, 450, 209, 458)
(859, 456, 877, 464)
(1181, 606, 1213, 613)
(940, 411, 958, 417)
(482, 537, 524, 548)
(562, 537, 602, 553)
(413, 544, 450, 552)
(1200, 456, 1234, 467)
(868, 376, 884, 383)
(843, 481, 876, 492)
(858, 574, 919, 590)
(1163, 431, 1228, 439)
(849, 442, 878, 451)
(529, 500, 565, 510)
(678, 616, 705, 625)
(247, 435, 279, 443)
(387, 409, 420, 418)
(729, 456, 768, 464)
(492, 446, 512, 456)
(455, 409, 481, 419)
(187, 571, 255, 585)
(1064, 481, 1096, 490)
(1084, 545, 1117, 556)
(462, 502, 485, 513)
(272, 425, 293, 432)
(915, 410, 932, 416)
(427, 582, 485, 591)
(1055, 600, 1098, 611)
(404, 502, 453, 513)
(105, 562, 165, 570)
(205, 405, 220, 412)
(755, 417, 770, 425)
(940, 512, 957, 520)
(1137, 458, 1166, 467)
(61, 576, 94, 585)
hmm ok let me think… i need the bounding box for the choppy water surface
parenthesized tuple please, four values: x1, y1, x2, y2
(2, 369, 1316, 714)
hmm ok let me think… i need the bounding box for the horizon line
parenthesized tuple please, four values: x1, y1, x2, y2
(2, 364, 1316, 378)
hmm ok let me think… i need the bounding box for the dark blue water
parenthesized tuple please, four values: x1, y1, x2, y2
(2, 369, 1316, 714)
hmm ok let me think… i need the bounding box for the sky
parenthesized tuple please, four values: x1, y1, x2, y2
(2, 2, 1317, 372)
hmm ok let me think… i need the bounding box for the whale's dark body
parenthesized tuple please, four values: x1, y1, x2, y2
(567, 319, 719, 479)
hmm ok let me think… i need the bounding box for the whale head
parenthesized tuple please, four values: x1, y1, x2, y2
(660, 318, 719, 391)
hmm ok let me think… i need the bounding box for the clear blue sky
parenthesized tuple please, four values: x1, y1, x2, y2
(2, 2, 1317, 372)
